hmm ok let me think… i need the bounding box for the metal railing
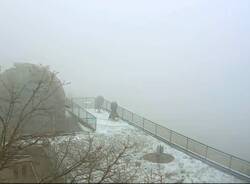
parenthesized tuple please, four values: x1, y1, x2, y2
(65, 98, 97, 131)
(76, 97, 250, 181)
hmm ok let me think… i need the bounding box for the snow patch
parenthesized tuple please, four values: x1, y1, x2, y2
(82, 109, 245, 183)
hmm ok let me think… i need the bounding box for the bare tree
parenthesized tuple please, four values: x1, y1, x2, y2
(0, 63, 68, 173)
(38, 134, 139, 183)
(0, 64, 139, 183)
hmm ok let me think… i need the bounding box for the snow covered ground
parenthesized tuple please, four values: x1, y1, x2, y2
(80, 109, 245, 183)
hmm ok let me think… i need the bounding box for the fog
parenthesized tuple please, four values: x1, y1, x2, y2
(0, 0, 250, 160)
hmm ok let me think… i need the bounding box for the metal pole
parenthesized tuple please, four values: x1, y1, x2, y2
(85, 111, 87, 122)
(72, 98, 74, 114)
(229, 156, 233, 169)
(143, 118, 145, 130)
(186, 137, 189, 150)
(78, 107, 80, 119)
(205, 146, 208, 159)
(122, 108, 124, 119)
(86, 97, 87, 108)
(170, 130, 172, 143)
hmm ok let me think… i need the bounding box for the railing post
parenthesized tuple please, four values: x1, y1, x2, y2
(71, 98, 74, 114)
(78, 107, 80, 119)
(95, 118, 97, 130)
(85, 97, 87, 108)
(170, 130, 172, 143)
(84, 110, 86, 121)
(85, 97, 88, 108)
(155, 124, 157, 135)
(186, 137, 189, 150)
(122, 108, 124, 119)
(92, 97, 95, 109)
(143, 118, 145, 130)
(205, 146, 208, 159)
(229, 156, 232, 169)
(131, 112, 134, 122)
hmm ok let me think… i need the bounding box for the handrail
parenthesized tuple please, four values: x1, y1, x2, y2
(65, 97, 97, 131)
(74, 97, 250, 181)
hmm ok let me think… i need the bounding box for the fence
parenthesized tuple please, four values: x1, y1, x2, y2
(74, 97, 250, 181)
(65, 98, 97, 131)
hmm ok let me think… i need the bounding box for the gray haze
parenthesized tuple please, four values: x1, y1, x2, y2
(0, 0, 250, 160)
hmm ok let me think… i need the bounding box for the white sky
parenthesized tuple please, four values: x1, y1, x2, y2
(0, 0, 250, 160)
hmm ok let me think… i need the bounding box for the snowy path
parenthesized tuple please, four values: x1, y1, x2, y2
(83, 109, 245, 183)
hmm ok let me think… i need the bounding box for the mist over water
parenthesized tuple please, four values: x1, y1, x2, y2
(0, 0, 250, 160)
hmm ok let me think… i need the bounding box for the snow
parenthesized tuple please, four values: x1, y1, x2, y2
(79, 109, 246, 183)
